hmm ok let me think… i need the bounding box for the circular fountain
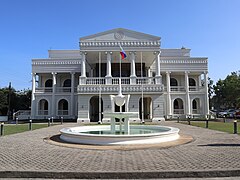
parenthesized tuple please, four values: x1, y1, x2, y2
(60, 79, 180, 145)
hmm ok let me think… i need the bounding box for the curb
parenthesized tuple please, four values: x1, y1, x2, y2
(1, 170, 240, 179)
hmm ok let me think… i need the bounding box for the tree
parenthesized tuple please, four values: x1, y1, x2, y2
(212, 71, 240, 109)
(0, 88, 8, 115)
(0, 86, 32, 116)
(208, 77, 214, 108)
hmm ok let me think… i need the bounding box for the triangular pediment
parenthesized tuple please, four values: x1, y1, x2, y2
(80, 28, 160, 42)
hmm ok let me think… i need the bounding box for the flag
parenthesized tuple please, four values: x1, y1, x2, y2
(119, 45, 127, 60)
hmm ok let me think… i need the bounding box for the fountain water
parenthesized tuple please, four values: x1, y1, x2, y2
(60, 79, 180, 145)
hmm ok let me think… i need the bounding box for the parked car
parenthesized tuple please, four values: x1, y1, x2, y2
(218, 109, 236, 118)
(235, 109, 240, 118)
(227, 109, 236, 118)
(218, 110, 228, 118)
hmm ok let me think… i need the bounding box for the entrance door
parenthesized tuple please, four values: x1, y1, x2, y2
(89, 96, 103, 122)
(139, 97, 152, 120)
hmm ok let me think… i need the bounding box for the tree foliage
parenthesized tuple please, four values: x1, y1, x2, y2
(0, 87, 31, 115)
(212, 71, 240, 109)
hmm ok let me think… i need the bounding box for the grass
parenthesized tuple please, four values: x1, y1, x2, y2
(181, 121, 240, 134)
(0, 123, 53, 136)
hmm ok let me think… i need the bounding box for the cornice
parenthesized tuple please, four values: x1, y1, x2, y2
(32, 59, 81, 65)
(161, 59, 207, 64)
(79, 40, 160, 48)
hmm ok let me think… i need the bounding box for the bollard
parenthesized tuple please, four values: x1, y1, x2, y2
(16, 117, 18, 125)
(61, 117, 63, 125)
(29, 120, 32, 131)
(0, 123, 4, 136)
(206, 119, 209, 128)
(177, 116, 180, 123)
(48, 118, 51, 127)
(51, 117, 54, 125)
(223, 115, 226, 123)
(234, 120, 238, 134)
(187, 116, 191, 125)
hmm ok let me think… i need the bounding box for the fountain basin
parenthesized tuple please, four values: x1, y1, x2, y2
(60, 125, 180, 145)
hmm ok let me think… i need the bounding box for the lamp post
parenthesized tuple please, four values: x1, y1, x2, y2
(29, 120, 32, 131)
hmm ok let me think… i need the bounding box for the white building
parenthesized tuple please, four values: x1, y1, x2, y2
(31, 28, 209, 122)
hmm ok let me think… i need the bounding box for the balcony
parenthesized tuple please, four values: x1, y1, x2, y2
(35, 87, 77, 93)
(170, 86, 204, 92)
(78, 77, 163, 94)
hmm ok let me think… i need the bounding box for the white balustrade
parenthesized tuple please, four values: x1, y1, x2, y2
(58, 110, 69, 115)
(170, 86, 185, 92)
(56, 87, 71, 93)
(173, 109, 184, 114)
(35, 87, 52, 93)
(38, 110, 49, 115)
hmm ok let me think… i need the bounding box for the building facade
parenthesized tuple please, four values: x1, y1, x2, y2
(31, 28, 209, 122)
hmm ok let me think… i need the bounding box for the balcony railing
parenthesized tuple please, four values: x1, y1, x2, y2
(170, 86, 204, 92)
(35, 87, 77, 93)
(173, 109, 184, 114)
(38, 110, 48, 115)
(78, 84, 163, 94)
(84, 77, 156, 85)
(36, 87, 53, 93)
(86, 78, 106, 85)
(171, 86, 185, 92)
(56, 87, 71, 93)
(58, 110, 69, 115)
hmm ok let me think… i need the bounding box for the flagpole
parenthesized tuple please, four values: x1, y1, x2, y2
(141, 52, 144, 123)
(119, 50, 122, 114)
(98, 52, 102, 124)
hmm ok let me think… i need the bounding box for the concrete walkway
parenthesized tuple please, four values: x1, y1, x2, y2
(0, 121, 240, 179)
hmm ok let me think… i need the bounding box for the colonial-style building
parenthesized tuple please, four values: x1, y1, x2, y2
(30, 28, 209, 122)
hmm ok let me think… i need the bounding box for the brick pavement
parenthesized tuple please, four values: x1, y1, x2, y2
(0, 121, 240, 178)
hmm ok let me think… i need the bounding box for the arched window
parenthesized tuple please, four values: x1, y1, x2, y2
(38, 99, 48, 115)
(189, 78, 196, 86)
(63, 79, 71, 87)
(170, 78, 178, 86)
(192, 99, 197, 109)
(45, 79, 53, 87)
(89, 96, 103, 122)
(58, 99, 68, 115)
(192, 98, 200, 114)
(173, 98, 184, 114)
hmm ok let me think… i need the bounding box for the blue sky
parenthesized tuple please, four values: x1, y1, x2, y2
(0, 0, 239, 90)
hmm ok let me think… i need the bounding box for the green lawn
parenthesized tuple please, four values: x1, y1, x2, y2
(0, 123, 51, 136)
(181, 121, 240, 134)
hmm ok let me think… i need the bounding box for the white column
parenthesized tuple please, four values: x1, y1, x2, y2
(204, 71, 209, 116)
(106, 52, 112, 77)
(71, 72, 75, 117)
(80, 51, 87, 84)
(166, 72, 172, 117)
(147, 68, 151, 77)
(81, 52, 86, 77)
(31, 73, 36, 118)
(105, 52, 112, 84)
(52, 72, 57, 117)
(198, 74, 202, 87)
(130, 52, 136, 77)
(185, 71, 191, 116)
(130, 52, 136, 84)
(154, 51, 161, 84)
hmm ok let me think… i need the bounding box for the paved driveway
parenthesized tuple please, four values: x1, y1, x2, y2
(0, 121, 240, 178)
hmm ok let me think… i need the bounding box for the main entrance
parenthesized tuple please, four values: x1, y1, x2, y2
(139, 97, 152, 121)
(89, 96, 103, 122)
